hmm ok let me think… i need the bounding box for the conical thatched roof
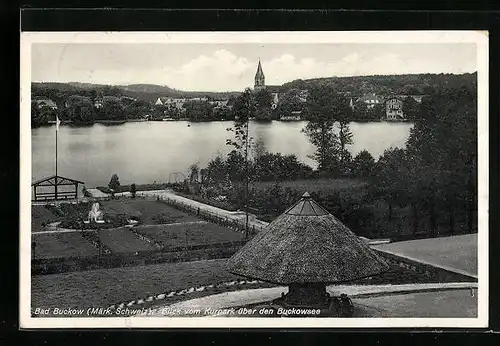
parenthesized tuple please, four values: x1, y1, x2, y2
(226, 192, 390, 285)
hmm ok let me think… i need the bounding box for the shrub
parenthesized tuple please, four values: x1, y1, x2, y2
(108, 173, 120, 194)
(130, 183, 137, 198)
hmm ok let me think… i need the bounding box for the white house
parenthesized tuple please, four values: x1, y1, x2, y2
(385, 98, 405, 121)
(357, 93, 383, 109)
(34, 99, 58, 110)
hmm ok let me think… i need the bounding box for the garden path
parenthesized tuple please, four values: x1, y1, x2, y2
(120, 189, 270, 230)
(33, 220, 209, 235)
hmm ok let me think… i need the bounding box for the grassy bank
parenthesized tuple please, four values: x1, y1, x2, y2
(31, 259, 238, 311)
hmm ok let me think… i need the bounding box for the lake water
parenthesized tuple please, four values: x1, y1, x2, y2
(31, 121, 413, 188)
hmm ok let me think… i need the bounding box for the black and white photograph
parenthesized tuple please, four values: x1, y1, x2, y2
(20, 31, 488, 328)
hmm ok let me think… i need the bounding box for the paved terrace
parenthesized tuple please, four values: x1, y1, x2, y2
(372, 234, 478, 279)
(144, 283, 478, 318)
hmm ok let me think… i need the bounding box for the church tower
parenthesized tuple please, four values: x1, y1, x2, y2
(254, 59, 266, 91)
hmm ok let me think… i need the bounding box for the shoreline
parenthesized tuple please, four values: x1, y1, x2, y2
(38, 118, 412, 127)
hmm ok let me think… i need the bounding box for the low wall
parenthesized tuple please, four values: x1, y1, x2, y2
(374, 249, 477, 283)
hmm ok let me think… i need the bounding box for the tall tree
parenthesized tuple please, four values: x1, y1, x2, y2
(226, 88, 257, 238)
(371, 148, 409, 223)
(406, 84, 477, 235)
(337, 96, 354, 168)
(351, 150, 376, 178)
(108, 173, 120, 196)
(302, 86, 353, 174)
(302, 86, 338, 172)
(402, 96, 420, 120)
(226, 88, 256, 156)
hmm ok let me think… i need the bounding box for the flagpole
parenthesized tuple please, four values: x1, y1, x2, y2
(55, 116, 58, 200)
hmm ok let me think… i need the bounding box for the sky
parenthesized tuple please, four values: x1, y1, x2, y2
(31, 43, 477, 92)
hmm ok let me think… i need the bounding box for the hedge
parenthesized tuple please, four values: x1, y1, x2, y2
(32, 240, 247, 275)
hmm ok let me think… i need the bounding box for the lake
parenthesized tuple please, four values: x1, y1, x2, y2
(31, 121, 414, 188)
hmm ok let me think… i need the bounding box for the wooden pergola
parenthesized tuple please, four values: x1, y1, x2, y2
(32, 175, 84, 201)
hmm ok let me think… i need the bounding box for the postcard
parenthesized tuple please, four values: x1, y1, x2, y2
(20, 31, 488, 328)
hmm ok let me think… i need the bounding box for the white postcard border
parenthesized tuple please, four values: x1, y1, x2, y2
(20, 30, 489, 329)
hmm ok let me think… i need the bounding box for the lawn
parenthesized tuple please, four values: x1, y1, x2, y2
(31, 199, 242, 260)
(99, 199, 199, 225)
(135, 223, 244, 249)
(33, 233, 98, 259)
(31, 199, 200, 233)
(32, 205, 59, 232)
(31, 259, 239, 311)
(97, 228, 157, 253)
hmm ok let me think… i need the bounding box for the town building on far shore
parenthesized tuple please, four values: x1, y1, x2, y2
(253, 60, 308, 111)
(33, 98, 58, 110)
(280, 110, 303, 121)
(356, 93, 383, 109)
(382, 94, 426, 121)
(385, 97, 405, 121)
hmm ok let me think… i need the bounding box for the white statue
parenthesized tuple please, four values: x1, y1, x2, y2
(88, 202, 104, 223)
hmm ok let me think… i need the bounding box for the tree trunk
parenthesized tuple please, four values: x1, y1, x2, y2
(387, 202, 393, 221)
(467, 199, 474, 233)
(449, 208, 455, 235)
(412, 203, 418, 235)
(429, 198, 436, 237)
(466, 172, 475, 233)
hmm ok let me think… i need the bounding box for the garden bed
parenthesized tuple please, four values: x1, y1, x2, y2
(98, 228, 157, 253)
(32, 199, 200, 232)
(99, 199, 198, 225)
(134, 223, 244, 249)
(32, 205, 61, 232)
(32, 233, 98, 259)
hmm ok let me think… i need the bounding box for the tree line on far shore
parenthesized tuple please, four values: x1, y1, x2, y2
(31, 72, 476, 127)
(31, 86, 419, 127)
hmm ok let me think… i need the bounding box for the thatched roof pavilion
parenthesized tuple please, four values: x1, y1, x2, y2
(226, 192, 389, 311)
